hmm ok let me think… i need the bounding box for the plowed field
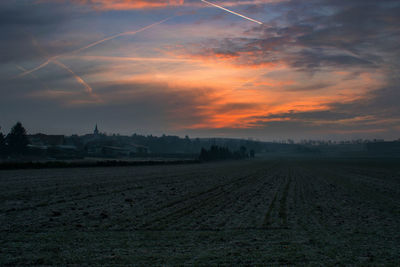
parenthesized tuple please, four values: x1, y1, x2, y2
(1, 159, 399, 265)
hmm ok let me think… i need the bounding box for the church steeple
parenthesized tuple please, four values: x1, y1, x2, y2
(94, 124, 99, 135)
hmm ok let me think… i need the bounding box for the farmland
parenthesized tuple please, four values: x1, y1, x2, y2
(1, 158, 399, 265)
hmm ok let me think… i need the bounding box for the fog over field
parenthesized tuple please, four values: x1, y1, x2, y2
(1, 159, 399, 265)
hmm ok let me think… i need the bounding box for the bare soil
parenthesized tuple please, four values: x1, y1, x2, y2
(1, 159, 399, 265)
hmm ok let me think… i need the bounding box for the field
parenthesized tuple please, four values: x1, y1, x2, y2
(1, 159, 399, 265)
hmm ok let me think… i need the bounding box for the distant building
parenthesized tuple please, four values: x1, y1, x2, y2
(29, 134, 65, 147)
(85, 140, 149, 157)
(82, 125, 149, 157)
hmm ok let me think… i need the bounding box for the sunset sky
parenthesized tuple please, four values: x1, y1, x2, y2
(1, 0, 399, 140)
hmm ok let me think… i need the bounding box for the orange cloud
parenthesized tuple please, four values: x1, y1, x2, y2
(53, 0, 185, 10)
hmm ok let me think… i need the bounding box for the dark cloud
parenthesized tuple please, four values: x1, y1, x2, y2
(0, 2, 74, 64)
(284, 82, 333, 92)
(0, 4, 65, 26)
(184, 0, 400, 71)
(328, 78, 400, 120)
(256, 110, 354, 121)
(289, 50, 376, 70)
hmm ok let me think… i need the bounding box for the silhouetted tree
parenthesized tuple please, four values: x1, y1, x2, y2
(0, 131, 6, 157)
(239, 146, 248, 158)
(199, 148, 209, 161)
(7, 122, 29, 155)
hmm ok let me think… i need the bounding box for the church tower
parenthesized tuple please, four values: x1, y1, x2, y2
(94, 124, 99, 135)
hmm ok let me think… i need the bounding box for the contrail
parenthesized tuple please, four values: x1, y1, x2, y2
(16, 17, 173, 78)
(71, 17, 172, 54)
(201, 0, 263, 25)
(52, 60, 94, 94)
(15, 59, 51, 78)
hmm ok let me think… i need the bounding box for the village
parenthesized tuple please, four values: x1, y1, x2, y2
(27, 125, 149, 159)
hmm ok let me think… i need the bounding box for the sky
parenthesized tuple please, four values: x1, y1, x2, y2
(1, 0, 399, 141)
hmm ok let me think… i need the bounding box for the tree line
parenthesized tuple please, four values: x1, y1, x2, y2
(199, 145, 255, 162)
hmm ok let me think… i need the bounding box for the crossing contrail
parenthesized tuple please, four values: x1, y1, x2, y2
(15, 17, 173, 79)
(52, 60, 94, 94)
(16, 37, 96, 97)
(16, 59, 51, 78)
(201, 0, 263, 25)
